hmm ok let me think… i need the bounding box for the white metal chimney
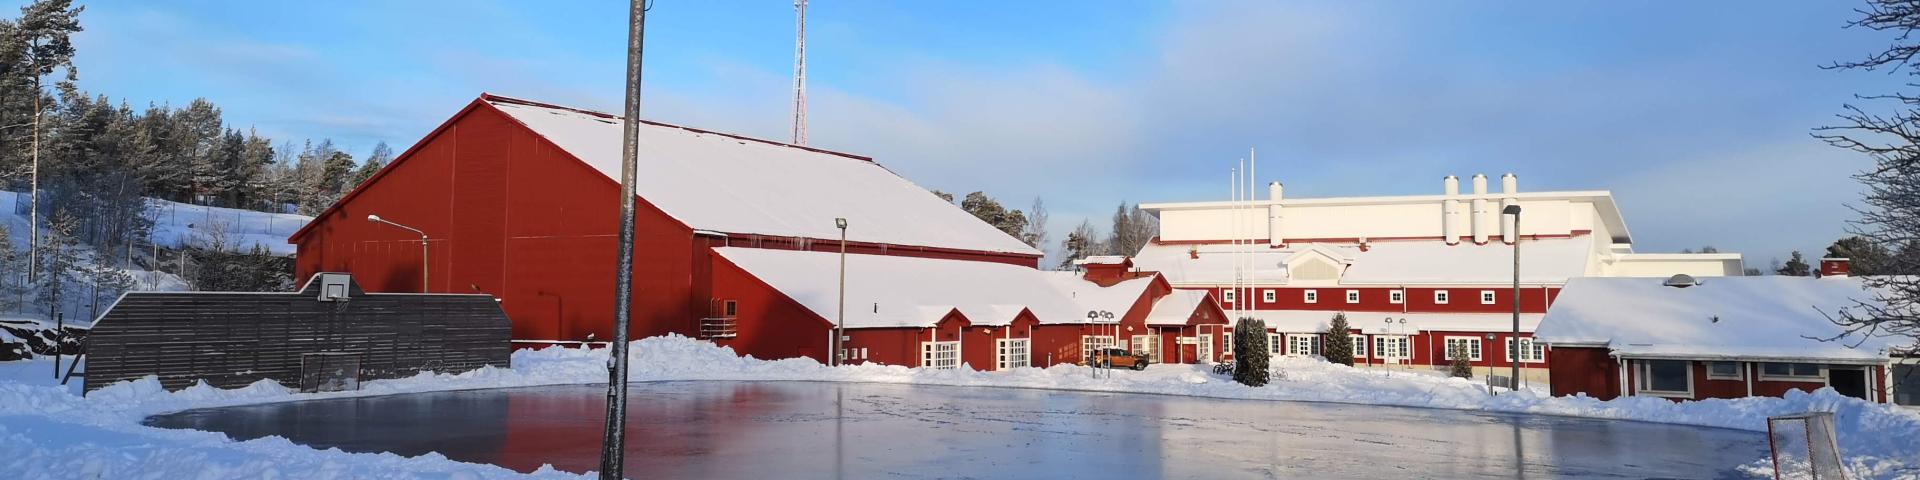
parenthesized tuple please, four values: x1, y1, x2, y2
(1267, 182, 1284, 247)
(1443, 176, 1461, 245)
(1471, 174, 1489, 244)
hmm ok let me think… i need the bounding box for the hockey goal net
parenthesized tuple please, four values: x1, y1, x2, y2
(1767, 412, 1845, 480)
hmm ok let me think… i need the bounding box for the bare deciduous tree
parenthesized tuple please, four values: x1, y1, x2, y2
(1814, 0, 1920, 345)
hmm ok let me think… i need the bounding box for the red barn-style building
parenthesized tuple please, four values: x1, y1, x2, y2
(1535, 271, 1910, 404)
(289, 94, 1221, 369)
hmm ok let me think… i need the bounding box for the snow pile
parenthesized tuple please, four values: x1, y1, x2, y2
(3, 336, 1918, 479)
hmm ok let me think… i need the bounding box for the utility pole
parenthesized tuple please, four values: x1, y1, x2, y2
(1504, 204, 1522, 391)
(834, 217, 847, 366)
(601, 0, 647, 478)
(791, 0, 808, 145)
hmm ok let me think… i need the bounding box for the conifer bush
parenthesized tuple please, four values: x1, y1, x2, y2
(1232, 317, 1270, 386)
(1322, 313, 1354, 366)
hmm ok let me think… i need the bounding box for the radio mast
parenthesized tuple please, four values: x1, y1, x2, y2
(791, 0, 808, 145)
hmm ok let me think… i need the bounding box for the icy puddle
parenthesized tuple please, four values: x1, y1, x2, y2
(145, 381, 1766, 479)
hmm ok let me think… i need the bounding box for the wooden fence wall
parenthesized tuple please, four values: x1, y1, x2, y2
(83, 275, 511, 393)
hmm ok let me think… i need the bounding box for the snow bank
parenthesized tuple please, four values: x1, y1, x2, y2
(3, 336, 1917, 479)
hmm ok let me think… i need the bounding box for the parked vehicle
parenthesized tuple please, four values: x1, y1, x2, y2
(1088, 348, 1150, 370)
(1212, 361, 1234, 375)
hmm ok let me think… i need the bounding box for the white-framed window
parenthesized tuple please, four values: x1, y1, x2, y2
(1222, 290, 1236, 304)
(996, 338, 1030, 370)
(1444, 336, 1482, 361)
(1352, 336, 1368, 359)
(1268, 333, 1283, 356)
(1287, 334, 1320, 357)
(1760, 362, 1824, 381)
(1131, 335, 1155, 362)
(1389, 290, 1404, 304)
(1480, 290, 1496, 305)
(1081, 335, 1117, 364)
(1706, 361, 1742, 380)
(1374, 336, 1409, 359)
(1304, 290, 1318, 303)
(1196, 333, 1213, 363)
(1222, 329, 1234, 356)
(840, 348, 869, 361)
(1636, 359, 1694, 397)
(1434, 290, 1449, 304)
(1262, 289, 1276, 303)
(1505, 338, 1544, 363)
(922, 341, 960, 370)
(1345, 290, 1360, 304)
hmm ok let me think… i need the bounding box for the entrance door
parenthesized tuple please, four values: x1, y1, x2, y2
(1829, 368, 1869, 400)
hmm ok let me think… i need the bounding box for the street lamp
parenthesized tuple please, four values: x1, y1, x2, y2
(835, 217, 848, 367)
(367, 214, 429, 292)
(1502, 204, 1522, 391)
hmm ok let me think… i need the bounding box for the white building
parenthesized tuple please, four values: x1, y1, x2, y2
(1129, 174, 1744, 382)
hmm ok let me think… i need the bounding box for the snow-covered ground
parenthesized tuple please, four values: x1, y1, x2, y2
(2, 336, 1917, 479)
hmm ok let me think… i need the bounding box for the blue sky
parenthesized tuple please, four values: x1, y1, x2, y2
(43, 1, 1914, 266)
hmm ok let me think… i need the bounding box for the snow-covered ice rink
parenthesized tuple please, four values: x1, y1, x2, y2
(3, 336, 1917, 479)
(147, 381, 1770, 479)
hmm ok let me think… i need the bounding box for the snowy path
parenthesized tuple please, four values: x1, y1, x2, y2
(2, 336, 1918, 479)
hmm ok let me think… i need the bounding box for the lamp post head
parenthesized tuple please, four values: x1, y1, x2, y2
(835, 217, 847, 229)
(367, 214, 382, 222)
(1502, 205, 1521, 215)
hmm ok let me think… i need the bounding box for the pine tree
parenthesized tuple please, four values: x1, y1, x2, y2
(1777, 251, 1813, 276)
(1059, 219, 1104, 269)
(959, 191, 1029, 240)
(1447, 343, 1474, 379)
(1826, 236, 1894, 276)
(0, 223, 24, 312)
(349, 141, 391, 189)
(1322, 313, 1354, 366)
(32, 211, 79, 320)
(1231, 317, 1270, 387)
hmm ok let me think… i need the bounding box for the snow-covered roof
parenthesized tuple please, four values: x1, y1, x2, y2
(1042, 273, 1158, 324)
(714, 248, 1096, 329)
(1132, 237, 1591, 286)
(1129, 243, 1295, 285)
(1145, 290, 1212, 326)
(1534, 276, 1901, 363)
(482, 96, 1039, 257)
(1243, 310, 1542, 334)
(1074, 256, 1130, 266)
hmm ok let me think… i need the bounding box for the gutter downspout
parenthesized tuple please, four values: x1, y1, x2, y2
(1744, 362, 1754, 398)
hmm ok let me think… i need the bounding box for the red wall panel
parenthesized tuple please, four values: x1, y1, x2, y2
(1547, 346, 1619, 399)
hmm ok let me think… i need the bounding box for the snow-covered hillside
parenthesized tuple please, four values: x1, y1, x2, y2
(2, 190, 309, 257)
(0, 190, 309, 327)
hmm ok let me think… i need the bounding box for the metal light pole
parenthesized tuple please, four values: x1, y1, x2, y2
(1503, 204, 1522, 391)
(834, 217, 847, 367)
(366, 214, 429, 292)
(601, 1, 647, 478)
